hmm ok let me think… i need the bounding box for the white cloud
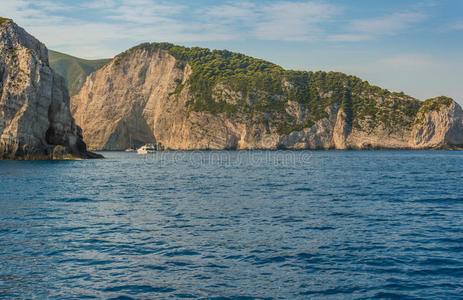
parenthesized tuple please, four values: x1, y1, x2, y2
(350, 12, 426, 34)
(253, 1, 338, 41)
(0, 0, 445, 59)
(330, 12, 427, 41)
(451, 22, 463, 30)
(328, 33, 371, 42)
(2, 0, 235, 57)
(376, 54, 437, 71)
(81, 0, 117, 9)
(1, 0, 66, 27)
(31, 1, 71, 12)
(201, 1, 339, 41)
(107, 1, 186, 24)
(2, 0, 342, 57)
(412, 0, 439, 9)
(201, 2, 256, 22)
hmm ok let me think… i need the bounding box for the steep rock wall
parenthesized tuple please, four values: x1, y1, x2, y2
(0, 19, 100, 159)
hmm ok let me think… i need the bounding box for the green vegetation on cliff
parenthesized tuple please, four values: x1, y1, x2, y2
(49, 50, 111, 96)
(0, 17, 10, 25)
(342, 89, 354, 125)
(412, 96, 454, 125)
(115, 42, 425, 134)
(420, 96, 453, 113)
(116, 42, 284, 113)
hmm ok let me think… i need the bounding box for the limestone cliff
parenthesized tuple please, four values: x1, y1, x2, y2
(71, 43, 463, 150)
(0, 19, 101, 159)
(411, 97, 463, 149)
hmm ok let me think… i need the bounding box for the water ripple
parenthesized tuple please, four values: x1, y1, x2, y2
(1, 151, 463, 299)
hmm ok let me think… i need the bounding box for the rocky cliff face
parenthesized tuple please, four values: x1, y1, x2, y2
(71, 43, 463, 151)
(0, 19, 101, 159)
(411, 97, 463, 149)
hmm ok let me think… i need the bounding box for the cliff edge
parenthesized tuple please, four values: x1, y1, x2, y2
(0, 19, 102, 159)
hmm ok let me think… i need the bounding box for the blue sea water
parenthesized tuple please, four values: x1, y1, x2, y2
(0, 151, 463, 299)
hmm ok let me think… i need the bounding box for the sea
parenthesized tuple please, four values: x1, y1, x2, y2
(1, 151, 462, 299)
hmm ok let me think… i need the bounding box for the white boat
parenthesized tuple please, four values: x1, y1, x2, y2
(137, 144, 156, 154)
(125, 135, 135, 152)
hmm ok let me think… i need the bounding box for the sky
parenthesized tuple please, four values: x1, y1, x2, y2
(2, 0, 463, 104)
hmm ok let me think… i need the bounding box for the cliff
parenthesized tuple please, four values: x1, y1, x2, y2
(411, 97, 463, 149)
(71, 42, 463, 150)
(0, 19, 102, 159)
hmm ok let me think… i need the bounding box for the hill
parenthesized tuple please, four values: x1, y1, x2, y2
(71, 42, 463, 150)
(48, 50, 111, 96)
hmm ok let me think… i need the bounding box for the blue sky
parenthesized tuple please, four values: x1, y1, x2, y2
(3, 0, 463, 103)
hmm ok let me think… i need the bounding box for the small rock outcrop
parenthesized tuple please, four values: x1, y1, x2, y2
(71, 42, 463, 151)
(411, 97, 463, 149)
(0, 19, 101, 159)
